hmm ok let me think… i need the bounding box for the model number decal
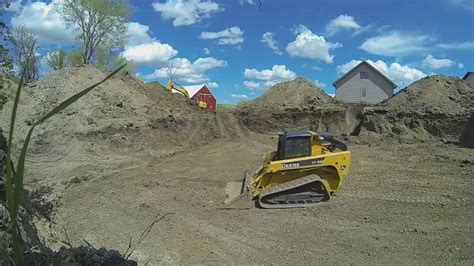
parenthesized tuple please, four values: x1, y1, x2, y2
(282, 159, 324, 169)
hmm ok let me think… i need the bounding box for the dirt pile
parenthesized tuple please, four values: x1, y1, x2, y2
(0, 76, 16, 110)
(460, 113, 474, 148)
(234, 77, 360, 135)
(1, 66, 218, 143)
(357, 75, 474, 142)
(0, 66, 221, 234)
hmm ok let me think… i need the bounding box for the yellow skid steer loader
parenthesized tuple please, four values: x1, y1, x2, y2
(225, 130, 351, 209)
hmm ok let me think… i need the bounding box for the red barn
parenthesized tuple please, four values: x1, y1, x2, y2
(184, 84, 217, 112)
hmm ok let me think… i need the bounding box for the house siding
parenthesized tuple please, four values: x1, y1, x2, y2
(464, 73, 474, 87)
(335, 64, 394, 104)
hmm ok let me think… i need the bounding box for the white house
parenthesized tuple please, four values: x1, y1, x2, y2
(463, 72, 474, 87)
(333, 60, 397, 104)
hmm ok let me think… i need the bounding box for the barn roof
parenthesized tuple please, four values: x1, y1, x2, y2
(332, 60, 397, 88)
(463, 72, 473, 80)
(183, 84, 213, 98)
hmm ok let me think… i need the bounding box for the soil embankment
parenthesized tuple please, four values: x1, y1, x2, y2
(357, 75, 474, 142)
(234, 77, 360, 136)
(0, 68, 473, 264)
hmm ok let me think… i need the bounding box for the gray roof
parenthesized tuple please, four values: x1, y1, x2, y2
(463, 72, 473, 80)
(332, 60, 397, 88)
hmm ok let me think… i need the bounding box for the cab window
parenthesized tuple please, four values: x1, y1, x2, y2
(284, 137, 311, 159)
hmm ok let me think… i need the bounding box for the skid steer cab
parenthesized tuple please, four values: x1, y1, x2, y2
(225, 130, 351, 209)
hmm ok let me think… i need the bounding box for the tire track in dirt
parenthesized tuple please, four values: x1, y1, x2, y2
(345, 189, 473, 206)
(216, 111, 248, 139)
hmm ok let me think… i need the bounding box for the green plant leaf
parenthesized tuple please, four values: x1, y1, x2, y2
(4, 63, 125, 264)
(11, 64, 126, 217)
(4, 62, 26, 218)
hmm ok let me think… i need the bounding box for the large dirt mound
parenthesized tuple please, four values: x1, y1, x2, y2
(1, 66, 217, 143)
(245, 76, 334, 110)
(0, 76, 16, 110)
(358, 75, 474, 142)
(0, 66, 221, 215)
(235, 77, 360, 135)
(459, 113, 474, 148)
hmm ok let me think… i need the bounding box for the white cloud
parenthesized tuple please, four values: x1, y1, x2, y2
(207, 82, 218, 88)
(336, 59, 427, 87)
(360, 32, 433, 57)
(11, 0, 78, 44)
(261, 32, 281, 55)
(437, 42, 474, 49)
(5, 0, 22, 12)
(126, 22, 154, 47)
(389, 63, 427, 87)
(451, 0, 474, 10)
(292, 24, 310, 35)
(458, 63, 464, 69)
(286, 26, 341, 63)
(239, 0, 256, 5)
(313, 79, 326, 89)
(152, 0, 223, 27)
(243, 80, 261, 90)
(144, 57, 227, 83)
(203, 47, 210, 55)
(244, 65, 296, 81)
(243, 65, 296, 90)
(422, 55, 455, 69)
(326, 15, 361, 36)
(231, 94, 249, 99)
(122, 42, 178, 65)
(200, 26, 244, 45)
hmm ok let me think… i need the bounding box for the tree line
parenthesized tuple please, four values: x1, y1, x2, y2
(0, 0, 133, 84)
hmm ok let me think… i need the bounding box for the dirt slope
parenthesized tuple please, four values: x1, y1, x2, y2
(1, 66, 218, 141)
(358, 75, 474, 142)
(460, 113, 474, 148)
(235, 77, 360, 135)
(0, 66, 223, 216)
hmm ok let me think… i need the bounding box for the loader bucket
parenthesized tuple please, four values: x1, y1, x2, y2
(223, 171, 253, 209)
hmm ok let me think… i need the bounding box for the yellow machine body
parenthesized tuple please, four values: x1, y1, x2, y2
(225, 130, 351, 209)
(167, 79, 190, 98)
(251, 150, 350, 198)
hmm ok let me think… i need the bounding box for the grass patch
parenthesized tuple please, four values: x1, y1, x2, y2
(217, 104, 236, 111)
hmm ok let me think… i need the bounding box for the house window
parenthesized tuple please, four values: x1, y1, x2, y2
(360, 71, 368, 79)
(361, 88, 366, 97)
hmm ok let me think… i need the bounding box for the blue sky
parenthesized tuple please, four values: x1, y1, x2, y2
(5, 0, 474, 103)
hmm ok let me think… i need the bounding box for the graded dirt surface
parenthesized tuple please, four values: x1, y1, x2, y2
(1, 68, 473, 264)
(29, 130, 474, 264)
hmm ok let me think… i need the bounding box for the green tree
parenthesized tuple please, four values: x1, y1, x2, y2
(96, 43, 136, 74)
(69, 49, 84, 67)
(113, 56, 136, 75)
(59, 0, 131, 65)
(45, 49, 68, 71)
(96, 45, 114, 72)
(0, 0, 14, 76)
(10, 26, 39, 83)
